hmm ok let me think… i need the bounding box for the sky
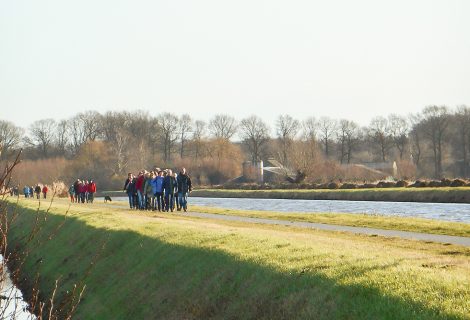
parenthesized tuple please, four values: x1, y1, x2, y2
(1, 0, 469, 129)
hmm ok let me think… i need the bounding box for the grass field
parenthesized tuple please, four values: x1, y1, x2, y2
(191, 187, 470, 203)
(6, 198, 470, 319)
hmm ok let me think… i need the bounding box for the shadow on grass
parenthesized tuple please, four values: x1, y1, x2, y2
(7, 205, 463, 320)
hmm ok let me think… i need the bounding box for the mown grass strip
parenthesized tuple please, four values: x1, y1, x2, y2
(189, 205, 470, 237)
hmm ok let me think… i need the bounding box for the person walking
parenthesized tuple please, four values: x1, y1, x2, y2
(135, 171, 145, 210)
(151, 170, 165, 211)
(88, 180, 96, 203)
(124, 173, 136, 209)
(68, 184, 75, 203)
(79, 180, 87, 203)
(34, 184, 41, 199)
(23, 185, 29, 198)
(176, 167, 192, 212)
(162, 169, 177, 212)
(73, 179, 80, 203)
(42, 185, 48, 199)
(143, 172, 153, 210)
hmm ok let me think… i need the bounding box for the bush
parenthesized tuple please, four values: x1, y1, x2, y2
(395, 180, 409, 188)
(409, 180, 428, 188)
(428, 180, 441, 188)
(52, 180, 68, 198)
(440, 178, 452, 187)
(340, 183, 357, 189)
(376, 181, 396, 188)
(358, 183, 376, 188)
(327, 182, 340, 189)
(450, 179, 466, 187)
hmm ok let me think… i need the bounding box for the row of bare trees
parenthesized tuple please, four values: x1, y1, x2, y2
(1, 105, 469, 184)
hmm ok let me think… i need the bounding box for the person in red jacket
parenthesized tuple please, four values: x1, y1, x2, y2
(79, 180, 86, 203)
(42, 185, 48, 199)
(135, 171, 145, 210)
(88, 180, 96, 203)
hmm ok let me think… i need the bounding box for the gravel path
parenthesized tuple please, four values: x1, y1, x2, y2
(182, 211, 470, 247)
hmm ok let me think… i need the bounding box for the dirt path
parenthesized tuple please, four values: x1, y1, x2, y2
(97, 201, 470, 247)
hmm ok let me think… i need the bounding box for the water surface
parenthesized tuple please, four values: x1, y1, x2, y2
(109, 196, 470, 223)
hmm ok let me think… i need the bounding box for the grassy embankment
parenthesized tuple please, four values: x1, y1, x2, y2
(7, 198, 470, 319)
(191, 187, 470, 203)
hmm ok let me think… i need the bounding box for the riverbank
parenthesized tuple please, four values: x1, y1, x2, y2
(7, 198, 470, 319)
(191, 187, 470, 203)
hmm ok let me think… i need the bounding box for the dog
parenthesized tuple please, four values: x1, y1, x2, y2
(104, 195, 112, 203)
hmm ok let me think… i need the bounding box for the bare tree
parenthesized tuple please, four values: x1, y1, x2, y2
(318, 117, 337, 158)
(409, 113, 423, 169)
(239, 115, 270, 162)
(345, 121, 360, 164)
(192, 120, 207, 161)
(337, 119, 359, 164)
(68, 111, 103, 154)
(55, 119, 69, 155)
(0, 120, 23, 158)
(29, 119, 56, 157)
(368, 116, 392, 162)
(209, 114, 238, 140)
(301, 117, 319, 159)
(178, 114, 192, 158)
(388, 114, 409, 160)
(421, 105, 449, 178)
(276, 114, 299, 166)
(452, 105, 470, 176)
(157, 112, 179, 163)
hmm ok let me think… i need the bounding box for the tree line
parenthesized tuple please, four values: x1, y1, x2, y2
(0, 105, 469, 188)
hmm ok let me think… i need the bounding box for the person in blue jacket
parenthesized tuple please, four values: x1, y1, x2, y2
(151, 170, 165, 211)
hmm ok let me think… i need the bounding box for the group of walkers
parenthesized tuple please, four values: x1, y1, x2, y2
(69, 179, 97, 203)
(124, 167, 192, 212)
(21, 184, 49, 199)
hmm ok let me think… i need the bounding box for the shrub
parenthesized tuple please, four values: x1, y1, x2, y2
(395, 180, 409, 188)
(440, 178, 452, 187)
(409, 180, 428, 188)
(376, 181, 396, 188)
(450, 179, 466, 187)
(340, 183, 357, 189)
(359, 183, 377, 188)
(428, 180, 442, 188)
(327, 182, 340, 189)
(52, 180, 68, 198)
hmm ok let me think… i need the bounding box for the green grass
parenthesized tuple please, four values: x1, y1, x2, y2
(188, 205, 470, 237)
(6, 198, 470, 319)
(192, 187, 470, 203)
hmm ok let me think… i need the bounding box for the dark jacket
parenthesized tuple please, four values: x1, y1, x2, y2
(176, 173, 192, 193)
(124, 178, 136, 194)
(162, 175, 177, 195)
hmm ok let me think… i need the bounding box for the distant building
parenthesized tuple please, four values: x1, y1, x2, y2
(230, 158, 297, 184)
(348, 161, 398, 178)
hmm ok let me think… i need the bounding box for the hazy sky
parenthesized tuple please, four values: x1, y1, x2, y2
(1, 0, 469, 129)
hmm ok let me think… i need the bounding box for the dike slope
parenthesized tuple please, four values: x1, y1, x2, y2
(6, 199, 470, 319)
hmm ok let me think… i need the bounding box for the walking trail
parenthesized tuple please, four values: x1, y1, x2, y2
(99, 201, 470, 247)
